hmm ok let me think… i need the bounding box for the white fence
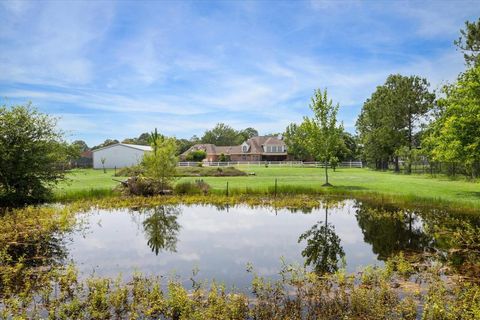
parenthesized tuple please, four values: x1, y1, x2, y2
(177, 161, 363, 168)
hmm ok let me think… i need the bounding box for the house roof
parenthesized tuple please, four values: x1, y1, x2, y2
(92, 143, 152, 153)
(80, 150, 93, 158)
(181, 136, 286, 156)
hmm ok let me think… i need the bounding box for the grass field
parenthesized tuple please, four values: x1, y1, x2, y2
(55, 166, 480, 208)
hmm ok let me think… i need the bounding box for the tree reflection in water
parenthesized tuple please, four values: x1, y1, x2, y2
(142, 205, 181, 255)
(355, 203, 433, 261)
(298, 206, 345, 274)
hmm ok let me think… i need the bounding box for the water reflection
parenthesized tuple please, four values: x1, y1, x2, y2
(142, 206, 181, 255)
(298, 206, 345, 274)
(60, 200, 480, 288)
(355, 205, 433, 260)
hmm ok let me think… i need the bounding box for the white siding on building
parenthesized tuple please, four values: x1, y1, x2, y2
(92, 144, 152, 169)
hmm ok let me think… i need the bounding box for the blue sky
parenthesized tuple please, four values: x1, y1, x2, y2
(1, 0, 479, 146)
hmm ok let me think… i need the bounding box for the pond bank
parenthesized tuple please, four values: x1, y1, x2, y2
(55, 192, 480, 216)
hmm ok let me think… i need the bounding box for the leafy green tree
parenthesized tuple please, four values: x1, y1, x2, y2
(455, 18, 480, 66)
(0, 104, 69, 205)
(176, 138, 195, 155)
(141, 135, 178, 191)
(185, 150, 206, 161)
(201, 123, 259, 146)
(92, 139, 119, 150)
(284, 123, 311, 161)
(338, 132, 358, 161)
(236, 127, 259, 144)
(201, 123, 239, 146)
(302, 89, 343, 186)
(122, 132, 151, 145)
(356, 75, 435, 172)
(72, 140, 89, 152)
(423, 63, 480, 179)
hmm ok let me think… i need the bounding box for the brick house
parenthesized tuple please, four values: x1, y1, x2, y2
(181, 136, 289, 162)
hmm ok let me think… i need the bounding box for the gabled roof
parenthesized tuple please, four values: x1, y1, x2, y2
(92, 143, 152, 153)
(264, 136, 284, 146)
(181, 136, 286, 156)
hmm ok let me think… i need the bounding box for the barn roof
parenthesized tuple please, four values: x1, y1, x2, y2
(92, 143, 152, 152)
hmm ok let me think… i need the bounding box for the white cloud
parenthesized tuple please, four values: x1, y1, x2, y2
(0, 1, 114, 85)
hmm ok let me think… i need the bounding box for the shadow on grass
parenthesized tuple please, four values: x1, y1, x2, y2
(455, 191, 480, 199)
(333, 185, 369, 191)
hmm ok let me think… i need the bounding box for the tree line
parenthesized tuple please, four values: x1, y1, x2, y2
(72, 123, 263, 157)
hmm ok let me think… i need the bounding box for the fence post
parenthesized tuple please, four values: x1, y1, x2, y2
(274, 178, 277, 197)
(226, 182, 229, 197)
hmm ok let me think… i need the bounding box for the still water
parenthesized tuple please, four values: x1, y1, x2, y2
(65, 200, 432, 290)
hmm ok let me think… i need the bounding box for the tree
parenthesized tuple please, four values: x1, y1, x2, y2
(302, 89, 343, 186)
(236, 127, 259, 144)
(100, 157, 107, 174)
(201, 123, 239, 146)
(176, 138, 194, 155)
(0, 104, 68, 205)
(92, 139, 119, 150)
(284, 123, 311, 161)
(72, 140, 89, 152)
(122, 132, 151, 145)
(338, 132, 358, 161)
(423, 63, 480, 179)
(455, 18, 480, 66)
(185, 150, 206, 161)
(141, 136, 178, 191)
(201, 123, 259, 146)
(356, 74, 434, 172)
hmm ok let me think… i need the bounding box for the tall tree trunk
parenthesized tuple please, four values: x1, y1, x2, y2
(394, 156, 400, 173)
(324, 160, 329, 185)
(407, 108, 413, 174)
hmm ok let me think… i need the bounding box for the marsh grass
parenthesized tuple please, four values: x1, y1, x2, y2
(52, 188, 480, 215)
(53, 188, 118, 202)
(1, 258, 479, 319)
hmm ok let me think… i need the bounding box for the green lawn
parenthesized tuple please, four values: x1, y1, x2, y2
(56, 166, 480, 208)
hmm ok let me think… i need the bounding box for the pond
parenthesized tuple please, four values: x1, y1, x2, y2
(62, 199, 467, 291)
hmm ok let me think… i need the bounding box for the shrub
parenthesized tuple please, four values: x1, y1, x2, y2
(115, 166, 144, 177)
(185, 150, 206, 162)
(0, 104, 71, 206)
(122, 177, 171, 196)
(174, 180, 211, 195)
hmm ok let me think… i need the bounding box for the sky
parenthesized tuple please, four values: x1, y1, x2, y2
(1, 0, 479, 146)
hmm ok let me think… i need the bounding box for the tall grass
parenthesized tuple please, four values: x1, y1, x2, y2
(51, 183, 480, 214)
(53, 188, 118, 202)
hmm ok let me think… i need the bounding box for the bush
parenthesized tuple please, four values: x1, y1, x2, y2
(176, 166, 246, 177)
(0, 104, 70, 206)
(185, 150, 206, 161)
(121, 177, 172, 196)
(174, 180, 211, 195)
(115, 166, 144, 177)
